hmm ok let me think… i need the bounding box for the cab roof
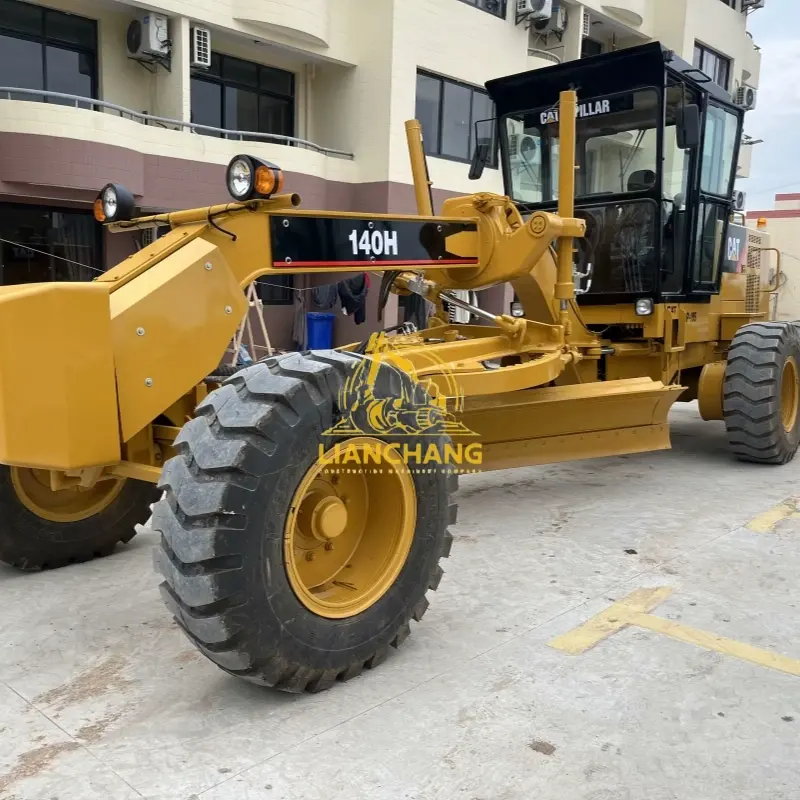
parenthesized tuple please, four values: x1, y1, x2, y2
(485, 41, 734, 118)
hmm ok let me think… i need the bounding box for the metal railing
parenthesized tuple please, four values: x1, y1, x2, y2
(0, 87, 354, 159)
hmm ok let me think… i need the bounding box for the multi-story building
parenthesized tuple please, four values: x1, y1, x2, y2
(0, 0, 765, 347)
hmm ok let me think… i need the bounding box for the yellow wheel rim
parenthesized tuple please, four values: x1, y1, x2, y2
(10, 468, 125, 523)
(781, 357, 800, 433)
(284, 437, 417, 619)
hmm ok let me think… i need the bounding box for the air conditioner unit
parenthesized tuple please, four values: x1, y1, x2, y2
(533, 3, 567, 34)
(190, 27, 211, 69)
(126, 13, 169, 58)
(742, 0, 765, 10)
(735, 85, 758, 110)
(582, 10, 591, 37)
(733, 190, 747, 212)
(509, 133, 539, 161)
(517, 0, 552, 21)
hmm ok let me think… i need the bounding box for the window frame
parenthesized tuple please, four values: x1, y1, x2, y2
(0, 1, 98, 101)
(0, 201, 102, 285)
(415, 69, 497, 167)
(693, 41, 732, 92)
(190, 53, 296, 139)
(456, 0, 507, 19)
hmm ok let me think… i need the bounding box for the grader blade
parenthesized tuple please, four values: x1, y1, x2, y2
(460, 378, 685, 472)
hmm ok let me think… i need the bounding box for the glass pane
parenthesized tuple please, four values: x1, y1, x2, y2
(693, 202, 726, 285)
(45, 46, 93, 104)
(503, 89, 661, 204)
(507, 123, 543, 203)
(441, 81, 471, 160)
(45, 9, 96, 50)
(0, 35, 44, 98)
(701, 104, 739, 196)
(716, 57, 730, 90)
(205, 51, 222, 77)
(693, 45, 702, 69)
(190, 78, 222, 134)
(415, 73, 441, 155)
(259, 94, 292, 137)
(222, 55, 258, 87)
(0, 205, 52, 284)
(224, 85, 259, 133)
(49, 210, 97, 281)
(260, 65, 293, 96)
(0, 0, 43, 35)
(575, 201, 658, 294)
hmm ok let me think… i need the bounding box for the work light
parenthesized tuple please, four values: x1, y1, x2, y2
(93, 183, 136, 223)
(226, 155, 284, 201)
(635, 298, 654, 316)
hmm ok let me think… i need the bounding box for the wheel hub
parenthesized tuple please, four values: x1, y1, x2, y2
(781, 357, 799, 433)
(10, 467, 125, 524)
(284, 437, 417, 619)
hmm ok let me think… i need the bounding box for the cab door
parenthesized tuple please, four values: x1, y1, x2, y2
(689, 102, 743, 295)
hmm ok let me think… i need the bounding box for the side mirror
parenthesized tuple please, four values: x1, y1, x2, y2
(469, 140, 491, 180)
(676, 104, 701, 150)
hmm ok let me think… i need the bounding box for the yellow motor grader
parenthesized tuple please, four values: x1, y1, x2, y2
(0, 43, 796, 692)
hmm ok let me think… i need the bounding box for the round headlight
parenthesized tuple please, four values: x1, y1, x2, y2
(635, 298, 654, 317)
(94, 183, 136, 223)
(227, 157, 254, 200)
(102, 185, 118, 219)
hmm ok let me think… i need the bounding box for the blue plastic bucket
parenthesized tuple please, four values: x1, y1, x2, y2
(306, 312, 335, 350)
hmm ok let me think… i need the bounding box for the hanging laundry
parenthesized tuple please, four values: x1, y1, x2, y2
(338, 273, 369, 325)
(312, 282, 339, 310)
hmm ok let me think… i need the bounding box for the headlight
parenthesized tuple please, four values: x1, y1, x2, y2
(635, 298, 654, 316)
(510, 301, 525, 318)
(93, 183, 136, 223)
(226, 155, 284, 201)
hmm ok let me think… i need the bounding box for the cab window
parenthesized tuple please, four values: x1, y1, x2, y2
(701, 104, 739, 197)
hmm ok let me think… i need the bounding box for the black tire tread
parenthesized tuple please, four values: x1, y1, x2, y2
(723, 322, 800, 465)
(153, 350, 457, 692)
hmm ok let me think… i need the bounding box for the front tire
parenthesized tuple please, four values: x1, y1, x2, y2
(723, 322, 800, 464)
(153, 351, 457, 692)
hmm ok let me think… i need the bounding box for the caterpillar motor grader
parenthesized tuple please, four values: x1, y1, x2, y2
(0, 43, 796, 692)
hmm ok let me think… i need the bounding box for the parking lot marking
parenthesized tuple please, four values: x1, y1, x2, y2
(550, 587, 800, 678)
(747, 498, 800, 533)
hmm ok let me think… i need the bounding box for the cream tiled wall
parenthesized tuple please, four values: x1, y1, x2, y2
(3, 0, 761, 199)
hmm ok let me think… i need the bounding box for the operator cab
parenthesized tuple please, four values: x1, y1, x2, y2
(480, 42, 744, 306)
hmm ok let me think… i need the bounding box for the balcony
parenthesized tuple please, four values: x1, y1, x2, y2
(599, 0, 650, 29)
(742, 36, 762, 86)
(232, 0, 330, 47)
(0, 89, 355, 211)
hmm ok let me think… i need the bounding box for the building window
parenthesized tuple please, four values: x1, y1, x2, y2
(191, 53, 295, 139)
(581, 38, 603, 58)
(693, 42, 731, 91)
(456, 0, 507, 19)
(256, 275, 294, 306)
(0, 203, 101, 285)
(0, 0, 97, 103)
(415, 71, 496, 165)
(719, 0, 737, 7)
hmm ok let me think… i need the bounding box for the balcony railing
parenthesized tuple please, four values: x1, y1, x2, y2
(0, 87, 354, 159)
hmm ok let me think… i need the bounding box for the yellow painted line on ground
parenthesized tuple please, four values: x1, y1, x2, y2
(549, 587, 800, 678)
(548, 587, 673, 655)
(747, 498, 800, 533)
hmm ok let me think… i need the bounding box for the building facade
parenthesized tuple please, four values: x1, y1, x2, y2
(747, 194, 800, 322)
(0, 0, 765, 347)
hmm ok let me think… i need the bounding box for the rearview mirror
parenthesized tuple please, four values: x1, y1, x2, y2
(676, 104, 701, 150)
(469, 140, 491, 180)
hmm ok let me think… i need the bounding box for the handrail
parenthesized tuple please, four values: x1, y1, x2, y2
(0, 87, 354, 159)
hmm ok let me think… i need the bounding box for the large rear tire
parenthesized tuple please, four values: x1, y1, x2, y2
(0, 467, 157, 570)
(153, 350, 457, 692)
(723, 322, 800, 464)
